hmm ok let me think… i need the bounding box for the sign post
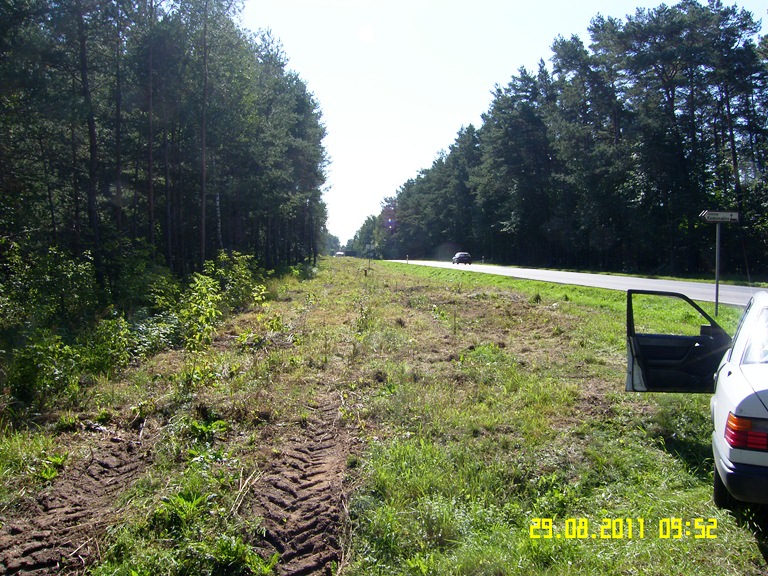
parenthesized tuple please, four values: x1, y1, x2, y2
(699, 211, 739, 315)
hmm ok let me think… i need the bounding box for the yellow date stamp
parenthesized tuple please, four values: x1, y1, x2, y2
(529, 517, 717, 540)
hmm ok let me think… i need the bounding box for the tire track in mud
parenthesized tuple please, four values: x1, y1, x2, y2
(0, 426, 149, 575)
(250, 395, 352, 576)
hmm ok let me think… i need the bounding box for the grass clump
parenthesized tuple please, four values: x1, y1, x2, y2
(91, 410, 275, 575)
(0, 430, 65, 500)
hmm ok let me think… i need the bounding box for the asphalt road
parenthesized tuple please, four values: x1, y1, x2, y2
(393, 260, 762, 308)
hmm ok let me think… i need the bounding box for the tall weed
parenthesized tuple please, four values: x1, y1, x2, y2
(204, 251, 266, 313)
(7, 329, 80, 406)
(177, 273, 223, 352)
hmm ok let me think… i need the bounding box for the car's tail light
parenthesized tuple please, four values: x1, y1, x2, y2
(725, 412, 768, 451)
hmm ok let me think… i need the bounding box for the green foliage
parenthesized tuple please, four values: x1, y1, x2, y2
(93, 419, 276, 576)
(55, 411, 80, 432)
(2, 0, 328, 277)
(130, 311, 182, 358)
(147, 273, 183, 315)
(92, 529, 278, 576)
(0, 431, 55, 491)
(355, 298, 376, 335)
(80, 315, 134, 377)
(105, 240, 176, 313)
(37, 452, 67, 483)
(204, 251, 266, 313)
(6, 314, 136, 409)
(0, 249, 271, 415)
(187, 418, 228, 444)
(0, 244, 100, 335)
(177, 274, 223, 353)
(206, 534, 278, 575)
(150, 489, 208, 537)
(0, 0, 329, 424)
(7, 329, 81, 407)
(0, 427, 69, 501)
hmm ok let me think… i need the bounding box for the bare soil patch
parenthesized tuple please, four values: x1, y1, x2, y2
(0, 398, 355, 576)
(0, 424, 150, 574)
(248, 393, 353, 575)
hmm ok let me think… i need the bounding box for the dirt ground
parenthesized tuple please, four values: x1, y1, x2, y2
(248, 394, 353, 576)
(0, 392, 353, 575)
(0, 423, 150, 574)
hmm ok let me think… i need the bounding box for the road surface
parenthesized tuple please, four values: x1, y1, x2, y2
(393, 260, 762, 308)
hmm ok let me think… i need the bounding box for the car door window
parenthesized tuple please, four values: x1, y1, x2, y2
(743, 308, 768, 364)
(627, 290, 730, 393)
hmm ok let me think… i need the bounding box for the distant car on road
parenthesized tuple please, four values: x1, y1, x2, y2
(452, 252, 472, 265)
(626, 289, 768, 508)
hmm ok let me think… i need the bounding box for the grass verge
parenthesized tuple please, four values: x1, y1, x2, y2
(0, 257, 764, 575)
(344, 260, 761, 575)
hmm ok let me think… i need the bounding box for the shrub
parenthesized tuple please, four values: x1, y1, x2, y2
(103, 239, 177, 313)
(177, 273, 223, 352)
(80, 315, 134, 377)
(204, 251, 265, 313)
(147, 272, 182, 314)
(7, 329, 81, 406)
(130, 311, 181, 358)
(2, 244, 100, 334)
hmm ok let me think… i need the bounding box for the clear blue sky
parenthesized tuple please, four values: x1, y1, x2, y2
(240, 0, 766, 245)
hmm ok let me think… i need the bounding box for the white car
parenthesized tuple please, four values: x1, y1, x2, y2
(626, 289, 768, 507)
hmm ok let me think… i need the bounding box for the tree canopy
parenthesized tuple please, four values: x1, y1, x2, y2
(0, 0, 331, 414)
(353, 0, 768, 277)
(1, 0, 328, 282)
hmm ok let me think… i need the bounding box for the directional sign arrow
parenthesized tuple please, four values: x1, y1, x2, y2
(699, 210, 739, 223)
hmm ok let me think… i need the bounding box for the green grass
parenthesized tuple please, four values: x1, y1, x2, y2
(0, 430, 65, 499)
(345, 260, 763, 575)
(0, 257, 764, 575)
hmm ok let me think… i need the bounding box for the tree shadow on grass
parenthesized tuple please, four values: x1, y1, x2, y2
(651, 396, 714, 482)
(725, 503, 768, 563)
(661, 434, 713, 482)
(663, 438, 768, 564)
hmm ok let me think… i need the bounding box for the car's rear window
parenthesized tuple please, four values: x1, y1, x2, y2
(743, 308, 768, 364)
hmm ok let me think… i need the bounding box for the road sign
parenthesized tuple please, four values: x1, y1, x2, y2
(700, 210, 739, 223)
(699, 210, 740, 315)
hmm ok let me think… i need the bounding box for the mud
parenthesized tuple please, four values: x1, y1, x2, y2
(0, 394, 352, 576)
(0, 424, 149, 574)
(248, 394, 352, 575)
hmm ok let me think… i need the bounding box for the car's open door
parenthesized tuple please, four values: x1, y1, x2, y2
(626, 290, 731, 393)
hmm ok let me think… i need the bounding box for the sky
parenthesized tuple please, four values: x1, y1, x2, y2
(240, 0, 767, 245)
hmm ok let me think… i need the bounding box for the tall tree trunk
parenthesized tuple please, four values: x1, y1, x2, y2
(724, 86, 743, 210)
(200, 0, 209, 267)
(147, 0, 155, 249)
(216, 186, 223, 250)
(38, 135, 58, 242)
(70, 80, 81, 255)
(75, 0, 102, 283)
(114, 0, 124, 233)
(164, 118, 173, 269)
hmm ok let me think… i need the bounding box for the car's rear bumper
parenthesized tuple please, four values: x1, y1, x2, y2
(714, 446, 768, 504)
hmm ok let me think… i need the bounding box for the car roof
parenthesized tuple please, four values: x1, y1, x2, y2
(751, 291, 768, 308)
